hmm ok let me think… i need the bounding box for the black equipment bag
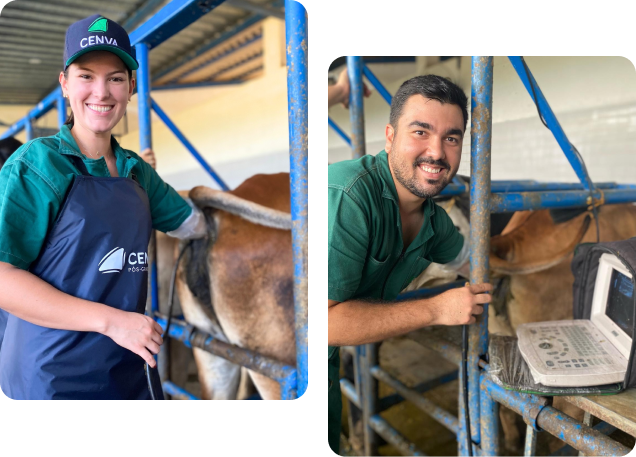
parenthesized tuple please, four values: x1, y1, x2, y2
(488, 237, 636, 395)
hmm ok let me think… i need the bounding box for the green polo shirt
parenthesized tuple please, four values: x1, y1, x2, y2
(0, 125, 191, 270)
(328, 150, 463, 304)
(327, 150, 463, 453)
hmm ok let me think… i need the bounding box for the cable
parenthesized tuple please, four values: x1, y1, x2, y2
(165, 240, 193, 340)
(145, 240, 192, 400)
(520, 57, 600, 243)
(145, 363, 156, 400)
(462, 324, 473, 456)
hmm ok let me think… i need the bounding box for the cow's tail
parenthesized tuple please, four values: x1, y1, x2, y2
(189, 186, 292, 231)
(490, 214, 591, 275)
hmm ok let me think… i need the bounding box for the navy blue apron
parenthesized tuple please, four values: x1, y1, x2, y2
(0, 155, 163, 399)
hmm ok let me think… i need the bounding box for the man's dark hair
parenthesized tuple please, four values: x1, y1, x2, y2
(389, 75, 468, 131)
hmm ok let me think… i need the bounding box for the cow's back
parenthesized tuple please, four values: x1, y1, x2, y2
(209, 173, 295, 397)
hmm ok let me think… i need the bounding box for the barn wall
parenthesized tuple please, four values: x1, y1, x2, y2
(328, 56, 636, 184)
(119, 17, 289, 190)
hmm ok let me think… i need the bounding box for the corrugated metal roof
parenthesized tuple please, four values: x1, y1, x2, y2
(0, 0, 281, 105)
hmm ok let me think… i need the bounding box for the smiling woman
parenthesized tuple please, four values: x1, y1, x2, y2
(0, 14, 208, 400)
(60, 51, 134, 176)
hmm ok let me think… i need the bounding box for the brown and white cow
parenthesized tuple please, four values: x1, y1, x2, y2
(157, 173, 295, 400)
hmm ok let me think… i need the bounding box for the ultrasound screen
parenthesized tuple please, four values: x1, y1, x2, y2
(606, 269, 634, 339)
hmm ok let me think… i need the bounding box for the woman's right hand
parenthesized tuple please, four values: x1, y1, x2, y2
(103, 311, 164, 367)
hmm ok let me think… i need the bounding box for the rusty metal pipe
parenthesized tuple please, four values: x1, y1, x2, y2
(371, 366, 459, 435)
(535, 407, 631, 456)
(368, 415, 427, 456)
(483, 375, 630, 456)
(340, 378, 361, 409)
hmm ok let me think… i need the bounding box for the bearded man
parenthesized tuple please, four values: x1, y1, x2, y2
(327, 75, 493, 453)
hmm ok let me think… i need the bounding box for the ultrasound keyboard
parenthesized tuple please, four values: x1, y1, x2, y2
(517, 320, 628, 387)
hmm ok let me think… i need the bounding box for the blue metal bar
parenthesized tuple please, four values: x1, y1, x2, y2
(550, 422, 618, 456)
(362, 64, 392, 105)
(0, 118, 26, 140)
(524, 424, 537, 456)
(441, 181, 628, 197)
(328, 117, 352, 146)
(129, 0, 227, 50)
(354, 345, 363, 399)
(1, 88, 61, 139)
(482, 375, 629, 456)
(490, 187, 636, 213)
(372, 366, 459, 435)
(150, 98, 230, 190)
(136, 43, 159, 315)
(347, 56, 366, 158)
(397, 280, 465, 301)
(465, 56, 494, 451)
(340, 378, 361, 409)
(279, 369, 298, 400)
(479, 373, 499, 455)
(136, 42, 153, 156)
(508, 56, 596, 194)
(361, 344, 379, 455)
(368, 415, 426, 456)
(156, 316, 297, 392)
(489, 181, 619, 192)
(162, 381, 199, 400)
(24, 117, 33, 141)
(57, 93, 66, 129)
(121, 0, 167, 31)
(285, 0, 308, 399)
(377, 370, 459, 412)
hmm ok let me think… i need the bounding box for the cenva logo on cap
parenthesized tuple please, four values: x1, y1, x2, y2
(98, 247, 148, 274)
(88, 17, 108, 33)
(80, 17, 118, 49)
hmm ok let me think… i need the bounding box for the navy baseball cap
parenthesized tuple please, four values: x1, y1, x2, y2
(63, 14, 138, 71)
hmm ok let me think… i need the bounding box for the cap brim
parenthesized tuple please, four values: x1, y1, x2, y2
(65, 46, 139, 71)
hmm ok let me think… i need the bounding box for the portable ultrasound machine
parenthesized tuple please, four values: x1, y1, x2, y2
(517, 253, 634, 387)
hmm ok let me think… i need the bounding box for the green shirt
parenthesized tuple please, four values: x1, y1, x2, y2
(0, 125, 191, 270)
(327, 151, 464, 454)
(328, 150, 464, 304)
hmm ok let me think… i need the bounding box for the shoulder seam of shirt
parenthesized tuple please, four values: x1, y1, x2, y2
(13, 137, 62, 200)
(13, 151, 62, 201)
(330, 164, 378, 190)
(330, 183, 367, 215)
(329, 166, 378, 206)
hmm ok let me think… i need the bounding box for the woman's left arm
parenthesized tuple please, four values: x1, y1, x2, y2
(137, 155, 207, 239)
(165, 197, 207, 239)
